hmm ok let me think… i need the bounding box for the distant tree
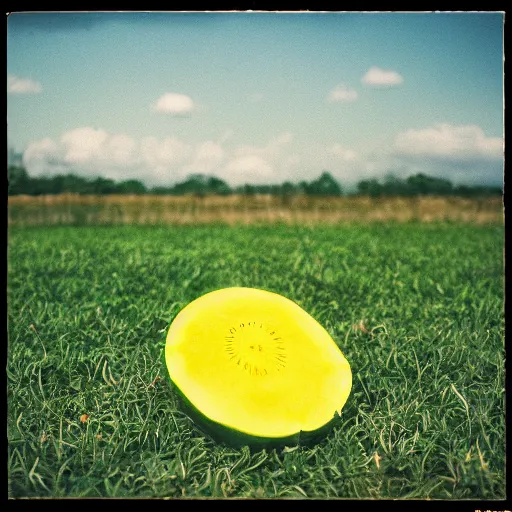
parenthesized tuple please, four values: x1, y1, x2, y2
(454, 184, 502, 197)
(297, 180, 310, 195)
(171, 174, 209, 196)
(381, 174, 408, 196)
(8, 165, 31, 195)
(306, 171, 343, 196)
(117, 179, 147, 194)
(256, 184, 273, 194)
(240, 184, 257, 196)
(357, 178, 383, 197)
(8, 164, 503, 199)
(29, 177, 56, 196)
(205, 176, 231, 195)
(430, 176, 454, 195)
(406, 173, 453, 196)
(90, 177, 119, 194)
(280, 181, 297, 196)
(484, 185, 503, 196)
(236, 183, 284, 195)
(48, 173, 92, 194)
(270, 184, 283, 195)
(279, 181, 297, 205)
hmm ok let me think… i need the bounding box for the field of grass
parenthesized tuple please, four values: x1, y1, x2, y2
(7, 222, 505, 499)
(7, 193, 503, 226)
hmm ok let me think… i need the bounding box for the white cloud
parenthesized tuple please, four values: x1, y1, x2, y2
(327, 84, 358, 103)
(196, 141, 225, 163)
(386, 123, 504, 185)
(140, 136, 190, 167)
(234, 133, 293, 158)
(299, 143, 362, 187)
(183, 141, 225, 175)
(105, 134, 138, 166)
(22, 137, 67, 175)
(22, 127, 294, 187)
(8, 75, 42, 94)
(224, 155, 274, 182)
(330, 143, 357, 161)
(267, 132, 294, 154)
(61, 127, 109, 165)
(394, 123, 503, 160)
(362, 67, 403, 87)
(282, 155, 301, 173)
(219, 133, 294, 185)
(152, 92, 195, 115)
(23, 127, 193, 185)
(24, 137, 58, 158)
(20, 123, 503, 190)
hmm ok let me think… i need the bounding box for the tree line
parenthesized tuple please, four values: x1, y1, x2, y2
(7, 165, 502, 198)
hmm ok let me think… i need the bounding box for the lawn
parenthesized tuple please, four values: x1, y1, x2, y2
(7, 222, 505, 499)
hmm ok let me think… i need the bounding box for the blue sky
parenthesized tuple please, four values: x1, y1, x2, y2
(7, 11, 504, 188)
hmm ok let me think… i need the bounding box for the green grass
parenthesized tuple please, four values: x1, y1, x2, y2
(7, 223, 505, 499)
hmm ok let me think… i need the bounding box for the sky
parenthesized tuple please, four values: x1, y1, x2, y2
(7, 11, 505, 189)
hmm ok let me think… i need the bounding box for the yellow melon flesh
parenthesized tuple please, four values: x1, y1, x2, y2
(165, 287, 352, 440)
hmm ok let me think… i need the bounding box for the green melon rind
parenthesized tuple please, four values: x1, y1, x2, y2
(160, 348, 342, 449)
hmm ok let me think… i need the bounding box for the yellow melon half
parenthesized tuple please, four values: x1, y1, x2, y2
(165, 287, 352, 445)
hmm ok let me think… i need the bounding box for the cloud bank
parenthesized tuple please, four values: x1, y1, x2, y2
(389, 123, 503, 185)
(394, 123, 503, 161)
(21, 123, 503, 189)
(22, 127, 296, 187)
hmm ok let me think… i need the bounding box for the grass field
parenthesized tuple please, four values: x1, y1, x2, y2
(7, 193, 503, 226)
(7, 222, 505, 499)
